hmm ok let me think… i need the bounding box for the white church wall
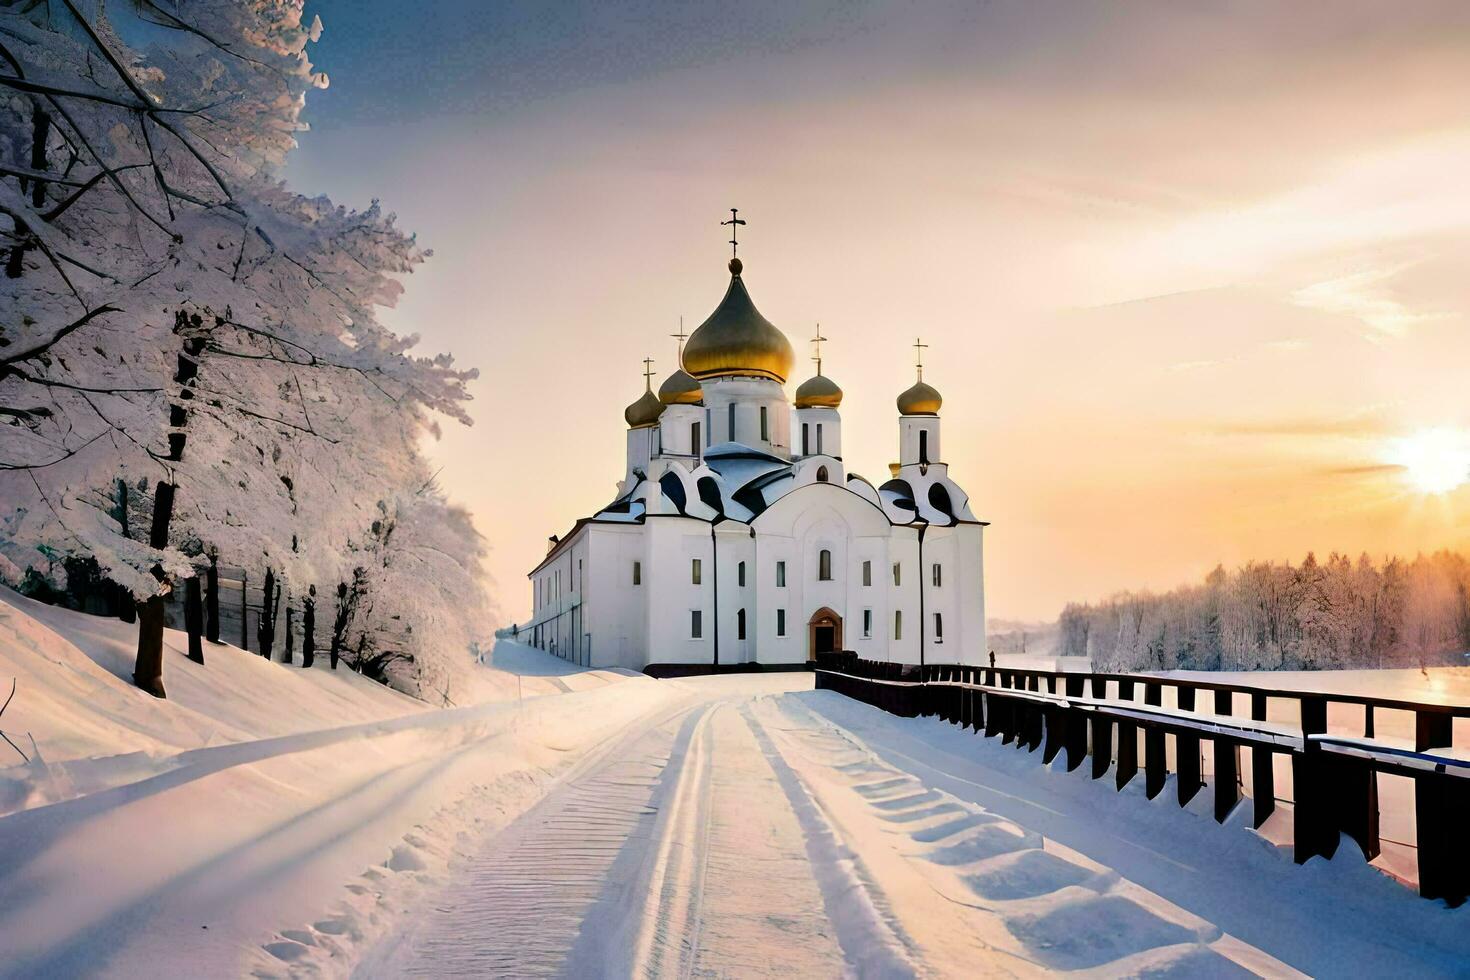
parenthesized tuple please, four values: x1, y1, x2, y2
(752, 483, 894, 664)
(700, 376, 790, 456)
(644, 516, 716, 665)
(715, 524, 756, 665)
(899, 416, 941, 466)
(887, 528, 922, 664)
(585, 524, 648, 670)
(794, 406, 842, 459)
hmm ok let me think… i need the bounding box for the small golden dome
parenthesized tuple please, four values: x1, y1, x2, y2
(795, 373, 843, 409)
(624, 388, 664, 428)
(658, 368, 703, 405)
(682, 261, 795, 383)
(897, 379, 942, 416)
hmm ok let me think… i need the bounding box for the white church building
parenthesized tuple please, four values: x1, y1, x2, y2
(523, 228, 986, 673)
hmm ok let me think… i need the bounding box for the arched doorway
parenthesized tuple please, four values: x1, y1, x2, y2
(807, 607, 843, 661)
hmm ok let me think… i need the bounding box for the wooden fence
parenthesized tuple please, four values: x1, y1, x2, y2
(813, 652, 1470, 906)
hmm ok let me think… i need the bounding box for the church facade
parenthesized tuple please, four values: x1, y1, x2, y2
(523, 238, 986, 672)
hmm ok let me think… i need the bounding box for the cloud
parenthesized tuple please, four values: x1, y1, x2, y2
(1290, 262, 1454, 339)
(1210, 409, 1395, 439)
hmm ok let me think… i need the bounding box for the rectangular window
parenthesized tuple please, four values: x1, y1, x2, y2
(776, 561, 787, 587)
(691, 558, 702, 585)
(632, 561, 641, 586)
(863, 608, 873, 637)
(801, 422, 810, 456)
(862, 560, 872, 587)
(760, 406, 769, 441)
(816, 423, 824, 455)
(691, 610, 702, 639)
(705, 409, 711, 444)
(919, 429, 929, 464)
(932, 563, 942, 588)
(777, 609, 787, 637)
(728, 403, 736, 442)
(934, 612, 943, 641)
(691, 421, 701, 457)
(894, 610, 903, 640)
(892, 562, 901, 587)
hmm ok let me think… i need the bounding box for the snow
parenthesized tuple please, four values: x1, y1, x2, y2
(2, 591, 1466, 976)
(0, 592, 671, 978)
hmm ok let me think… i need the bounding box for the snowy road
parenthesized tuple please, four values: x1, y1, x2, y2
(353, 672, 1470, 978)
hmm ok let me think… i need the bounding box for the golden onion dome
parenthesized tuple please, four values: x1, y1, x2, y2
(897, 379, 942, 416)
(794, 373, 843, 409)
(658, 368, 703, 405)
(624, 387, 664, 428)
(681, 259, 795, 384)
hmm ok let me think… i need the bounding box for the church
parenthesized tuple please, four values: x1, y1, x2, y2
(524, 217, 987, 672)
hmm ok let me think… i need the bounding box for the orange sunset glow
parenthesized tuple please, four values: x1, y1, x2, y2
(291, 2, 1470, 623)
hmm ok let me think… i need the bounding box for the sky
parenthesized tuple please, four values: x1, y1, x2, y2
(287, 0, 1470, 624)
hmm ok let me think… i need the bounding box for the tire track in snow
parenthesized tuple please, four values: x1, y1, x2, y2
(358, 700, 709, 977)
(738, 701, 923, 978)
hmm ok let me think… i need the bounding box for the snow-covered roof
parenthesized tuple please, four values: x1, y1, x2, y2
(590, 444, 982, 530)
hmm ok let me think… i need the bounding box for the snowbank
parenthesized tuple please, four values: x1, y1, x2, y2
(0, 593, 675, 977)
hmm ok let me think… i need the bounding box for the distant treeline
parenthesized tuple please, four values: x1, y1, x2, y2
(1058, 551, 1470, 672)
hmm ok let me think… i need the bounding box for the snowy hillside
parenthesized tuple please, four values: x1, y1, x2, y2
(0, 592, 671, 977)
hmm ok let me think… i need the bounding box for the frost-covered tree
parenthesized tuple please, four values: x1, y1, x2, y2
(0, 2, 476, 696)
(342, 478, 494, 702)
(1059, 550, 1470, 672)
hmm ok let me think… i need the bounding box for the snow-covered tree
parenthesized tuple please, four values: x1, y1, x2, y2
(342, 478, 494, 702)
(0, 2, 477, 696)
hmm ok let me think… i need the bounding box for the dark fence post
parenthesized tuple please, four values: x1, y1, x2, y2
(1043, 701, 1065, 765)
(1251, 692, 1275, 828)
(1293, 695, 1335, 864)
(1091, 676, 1113, 780)
(1116, 678, 1138, 790)
(1214, 688, 1241, 823)
(1144, 681, 1166, 799)
(1415, 710, 1468, 905)
(1064, 675, 1087, 772)
(1176, 686, 1202, 806)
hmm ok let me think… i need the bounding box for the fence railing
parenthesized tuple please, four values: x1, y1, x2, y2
(813, 652, 1470, 906)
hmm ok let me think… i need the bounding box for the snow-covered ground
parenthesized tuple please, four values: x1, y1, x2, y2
(351, 681, 1468, 978)
(0, 592, 669, 977)
(2, 592, 1467, 977)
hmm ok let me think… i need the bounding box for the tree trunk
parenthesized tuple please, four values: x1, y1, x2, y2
(115, 479, 136, 623)
(131, 318, 206, 698)
(134, 596, 167, 697)
(258, 568, 276, 659)
(330, 580, 349, 670)
(184, 575, 205, 664)
(205, 551, 220, 644)
(132, 479, 176, 698)
(301, 594, 315, 669)
(240, 570, 249, 651)
(283, 602, 294, 665)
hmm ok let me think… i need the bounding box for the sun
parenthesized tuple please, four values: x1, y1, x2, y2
(1388, 428, 1470, 495)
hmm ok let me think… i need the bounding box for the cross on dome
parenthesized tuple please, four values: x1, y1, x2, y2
(720, 207, 746, 259)
(913, 337, 929, 381)
(811, 323, 829, 376)
(642, 356, 655, 389)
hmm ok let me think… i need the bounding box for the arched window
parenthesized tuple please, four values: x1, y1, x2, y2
(819, 549, 833, 581)
(816, 465, 829, 483)
(737, 607, 747, 640)
(738, 561, 746, 587)
(919, 429, 930, 464)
